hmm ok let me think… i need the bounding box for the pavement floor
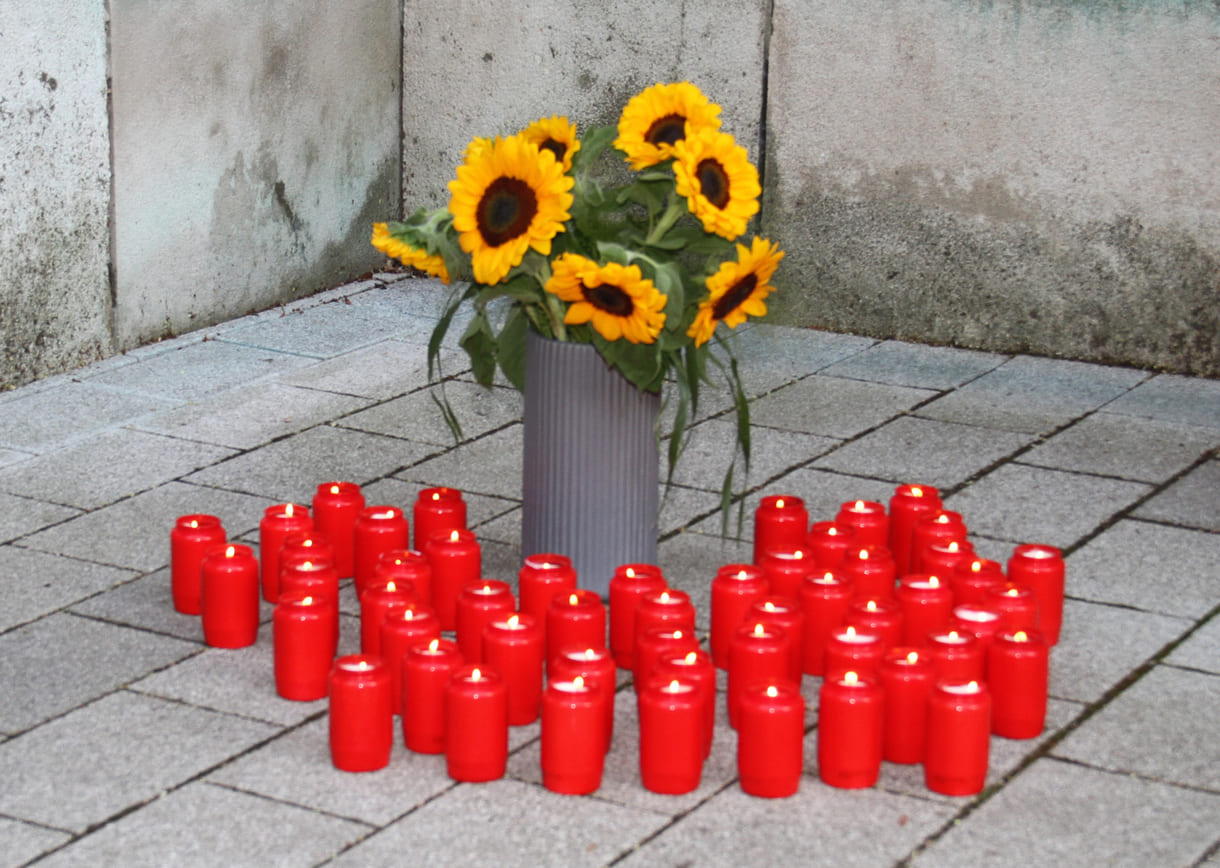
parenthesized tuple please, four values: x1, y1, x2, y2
(0, 272, 1217, 867)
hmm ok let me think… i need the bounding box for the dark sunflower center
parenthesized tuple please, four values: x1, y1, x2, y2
(476, 177, 537, 247)
(712, 273, 758, 320)
(697, 158, 731, 209)
(582, 282, 635, 317)
(645, 113, 686, 147)
(539, 138, 567, 163)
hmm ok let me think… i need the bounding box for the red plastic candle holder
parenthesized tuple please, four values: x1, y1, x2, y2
(273, 589, 336, 701)
(374, 549, 432, 608)
(638, 678, 704, 794)
(823, 625, 884, 682)
(727, 622, 791, 728)
(799, 571, 854, 676)
(279, 558, 339, 654)
(952, 558, 1006, 606)
(353, 506, 409, 598)
(634, 588, 696, 640)
(747, 595, 804, 685)
(280, 531, 336, 586)
(951, 604, 1004, 676)
(653, 648, 716, 759)
(423, 528, 480, 631)
(445, 664, 508, 782)
(402, 638, 462, 754)
(924, 680, 991, 796)
(455, 579, 515, 664)
(895, 574, 954, 646)
(546, 589, 607, 660)
(171, 514, 227, 615)
(413, 487, 466, 552)
(988, 629, 1049, 739)
(258, 504, 311, 604)
(817, 671, 884, 789)
(549, 646, 617, 754)
(329, 655, 393, 772)
(806, 520, 858, 571)
(888, 484, 942, 577)
(1007, 544, 1065, 645)
(710, 564, 768, 670)
(483, 613, 544, 726)
(379, 603, 440, 713)
(758, 547, 814, 600)
(201, 543, 260, 649)
(753, 495, 809, 564)
(607, 563, 666, 670)
(878, 647, 935, 764)
(925, 629, 985, 684)
(844, 597, 904, 653)
(360, 577, 418, 657)
(520, 554, 578, 645)
(986, 583, 1039, 633)
(834, 499, 890, 550)
(311, 482, 364, 579)
(919, 539, 976, 580)
(633, 626, 700, 695)
(738, 682, 805, 798)
(842, 546, 897, 601)
(541, 676, 606, 794)
(910, 510, 969, 574)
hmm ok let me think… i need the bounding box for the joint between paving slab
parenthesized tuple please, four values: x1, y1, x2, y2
(604, 777, 741, 866)
(321, 779, 462, 864)
(205, 779, 380, 832)
(1048, 754, 1220, 798)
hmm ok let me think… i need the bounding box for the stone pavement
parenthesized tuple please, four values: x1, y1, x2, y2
(0, 273, 1217, 867)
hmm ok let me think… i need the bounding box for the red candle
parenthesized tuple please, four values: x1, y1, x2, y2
(842, 546, 897, 601)
(924, 680, 991, 796)
(988, 629, 1049, 739)
(259, 504, 311, 603)
(483, 613, 544, 725)
(887, 484, 942, 576)
(541, 676, 606, 794)
(823, 625, 884, 682)
(279, 531, 336, 588)
(546, 589, 607, 660)
(379, 603, 440, 713)
(375, 549, 432, 607)
(910, 510, 969, 574)
(986, 583, 1039, 633)
(799, 571, 854, 676)
(925, 629, 984, 684)
(444, 664, 508, 782)
(456, 579, 515, 664)
(607, 563, 666, 669)
(201, 543, 260, 649)
(634, 588, 696, 639)
(360, 577, 418, 657)
(747, 596, 804, 684)
(738, 682, 805, 798)
(549, 646, 616, 754)
(878, 647, 935, 764)
(805, 520, 857, 571)
(1007, 544, 1065, 645)
(817, 670, 884, 789)
(273, 589, 336, 701)
(844, 597, 904, 653)
(402, 637, 462, 754)
(758, 547, 814, 600)
(920, 539, 976, 579)
(424, 528, 480, 631)
(520, 554, 579, 645)
(835, 499, 889, 550)
(353, 506, 409, 597)
(951, 604, 1004, 674)
(328, 655, 393, 772)
(895, 574, 954, 646)
(952, 558, 1006, 605)
(638, 678, 704, 794)
(279, 557, 339, 655)
(633, 626, 700, 694)
(413, 486, 466, 552)
(727, 622, 791, 728)
(753, 495, 809, 563)
(710, 564, 768, 670)
(170, 514, 227, 615)
(653, 648, 716, 758)
(311, 481, 364, 579)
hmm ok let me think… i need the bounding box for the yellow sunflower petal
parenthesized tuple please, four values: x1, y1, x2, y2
(687, 237, 783, 345)
(544, 252, 667, 344)
(614, 82, 722, 170)
(672, 129, 761, 240)
(519, 115, 581, 174)
(370, 223, 451, 283)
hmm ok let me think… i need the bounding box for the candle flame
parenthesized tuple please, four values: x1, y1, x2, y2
(625, 567, 636, 578)
(907, 651, 919, 664)
(854, 499, 865, 511)
(775, 498, 785, 508)
(353, 660, 373, 671)
(387, 581, 397, 592)
(764, 601, 776, 613)
(766, 685, 779, 698)
(285, 504, 295, 517)
(928, 576, 941, 587)
(568, 593, 579, 606)
(428, 638, 440, 652)
(794, 550, 804, 560)
(302, 539, 314, 548)
(684, 651, 697, 664)
(947, 541, 960, 552)
(1007, 587, 1020, 597)
(507, 614, 519, 628)
(660, 591, 671, 603)
(431, 491, 441, 501)
(736, 569, 748, 579)
(674, 630, 684, 639)
(481, 583, 491, 593)
(471, 668, 482, 681)
(845, 626, 857, 638)
(753, 623, 765, 637)
(859, 549, 870, 561)
(967, 680, 979, 690)
(948, 630, 959, 640)
(844, 671, 859, 684)
(302, 560, 314, 570)
(827, 527, 838, 536)
(574, 675, 585, 688)
(823, 571, 835, 581)
(911, 486, 924, 497)
(866, 600, 877, 612)
(449, 530, 461, 542)
(668, 679, 681, 691)
(225, 545, 235, 558)
(971, 560, 983, 573)
(936, 514, 949, 524)
(583, 648, 597, 660)
(302, 596, 314, 605)
(188, 520, 199, 529)
(1013, 631, 1028, 642)
(330, 484, 340, 495)
(403, 609, 415, 621)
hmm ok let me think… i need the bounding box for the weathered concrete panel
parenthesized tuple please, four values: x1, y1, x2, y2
(765, 0, 1220, 376)
(401, 0, 767, 207)
(0, 2, 112, 390)
(110, 0, 401, 348)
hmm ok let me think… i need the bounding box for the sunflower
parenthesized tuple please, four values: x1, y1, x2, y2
(687, 236, 783, 346)
(672, 129, 760, 240)
(519, 116, 580, 174)
(371, 223, 450, 283)
(448, 134, 574, 285)
(614, 82, 722, 170)
(545, 252, 667, 344)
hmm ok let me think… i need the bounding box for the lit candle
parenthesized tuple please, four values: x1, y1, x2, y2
(279, 557, 339, 655)
(834, 499, 889, 550)
(910, 510, 968, 574)
(878, 647, 935, 764)
(423, 528, 480, 631)
(887, 484, 943, 576)
(653, 648, 716, 759)
(798, 570, 854, 676)
(273, 589, 336, 701)
(988, 629, 1049, 739)
(259, 503, 312, 603)
(950, 604, 1004, 676)
(985, 583, 1039, 633)
(279, 531, 337, 592)
(842, 546, 897, 601)
(541, 676, 606, 794)
(924, 680, 991, 796)
(607, 563, 666, 670)
(549, 646, 617, 754)
(817, 670, 884, 789)
(633, 626, 700, 695)
(1007, 544, 1065, 645)
(413, 486, 466, 552)
(634, 588, 696, 641)
(378, 603, 440, 714)
(200, 543, 260, 649)
(444, 664, 508, 782)
(895, 574, 954, 646)
(925, 629, 984, 684)
(747, 596, 805, 684)
(919, 538, 976, 579)
(805, 520, 858, 571)
(519, 554, 578, 647)
(402, 637, 462, 754)
(353, 506, 409, 598)
(727, 622, 791, 729)
(844, 597, 904, 653)
(738, 682, 805, 798)
(710, 564, 768, 670)
(328, 655, 393, 772)
(171, 514, 227, 615)
(311, 481, 365, 579)
(823, 625, 884, 682)
(638, 678, 704, 794)
(951, 558, 1006, 606)
(482, 612, 544, 726)
(758, 546, 814, 600)
(360, 578, 418, 657)
(546, 589, 607, 662)
(455, 579, 515, 664)
(374, 549, 432, 607)
(753, 495, 809, 564)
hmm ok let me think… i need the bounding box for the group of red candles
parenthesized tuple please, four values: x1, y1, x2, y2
(168, 480, 1062, 799)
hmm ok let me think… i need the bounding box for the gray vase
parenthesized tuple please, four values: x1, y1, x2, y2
(521, 330, 660, 598)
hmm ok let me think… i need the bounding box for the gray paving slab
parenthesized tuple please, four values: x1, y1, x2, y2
(0, 492, 80, 544)
(0, 691, 277, 834)
(910, 758, 1220, 868)
(468, 504, 521, 546)
(358, 476, 519, 538)
(1065, 520, 1220, 619)
(0, 428, 237, 510)
(0, 382, 172, 453)
(660, 483, 735, 538)
(273, 339, 460, 401)
(819, 339, 1008, 390)
(669, 418, 841, 491)
(393, 424, 523, 499)
(0, 448, 33, 468)
(19, 481, 274, 572)
(337, 380, 522, 447)
(340, 275, 455, 325)
(1050, 599, 1191, 703)
(36, 781, 370, 868)
(1103, 373, 1220, 430)
(944, 463, 1152, 548)
(206, 717, 457, 826)
(70, 568, 211, 642)
(185, 425, 440, 503)
(915, 355, 1149, 434)
(720, 324, 878, 397)
(1021, 412, 1220, 483)
(0, 546, 137, 632)
(1166, 614, 1220, 675)
(0, 612, 199, 734)
(812, 415, 1036, 489)
(1133, 459, 1220, 532)
(748, 375, 938, 439)
(328, 777, 670, 868)
(0, 817, 71, 868)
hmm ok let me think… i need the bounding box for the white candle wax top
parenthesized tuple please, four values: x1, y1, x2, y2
(955, 607, 1000, 623)
(941, 681, 983, 695)
(836, 628, 878, 644)
(1021, 547, 1057, 559)
(339, 659, 376, 673)
(551, 679, 591, 694)
(933, 631, 969, 645)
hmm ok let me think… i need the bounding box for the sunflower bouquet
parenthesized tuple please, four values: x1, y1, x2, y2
(372, 81, 783, 511)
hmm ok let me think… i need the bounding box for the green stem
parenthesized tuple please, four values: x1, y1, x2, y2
(645, 194, 685, 247)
